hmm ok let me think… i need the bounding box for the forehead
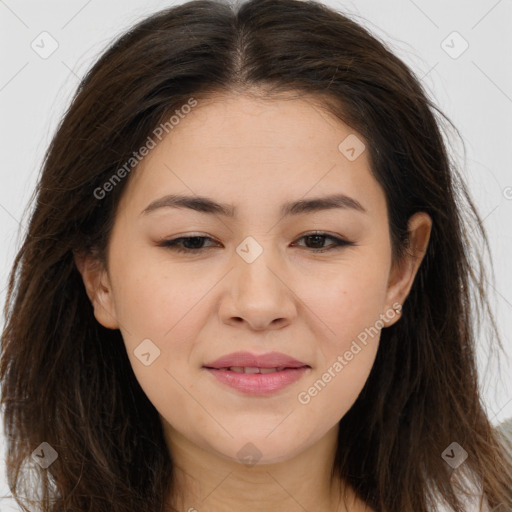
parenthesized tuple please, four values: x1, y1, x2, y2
(165, 92, 350, 153)
(117, 93, 385, 219)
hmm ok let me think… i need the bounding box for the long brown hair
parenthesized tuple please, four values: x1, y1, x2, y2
(2, 0, 511, 510)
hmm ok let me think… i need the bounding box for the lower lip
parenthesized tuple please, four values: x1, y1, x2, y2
(204, 367, 309, 395)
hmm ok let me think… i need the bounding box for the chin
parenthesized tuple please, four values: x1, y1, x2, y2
(211, 434, 311, 467)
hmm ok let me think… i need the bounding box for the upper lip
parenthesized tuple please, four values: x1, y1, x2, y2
(203, 351, 310, 369)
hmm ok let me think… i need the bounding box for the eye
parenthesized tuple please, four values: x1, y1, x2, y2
(157, 235, 219, 254)
(291, 232, 355, 252)
(157, 232, 354, 254)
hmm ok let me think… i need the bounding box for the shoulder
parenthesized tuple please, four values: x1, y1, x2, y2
(433, 491, 490, 512)
(435, 420, 512, 512)
(497, 417, 512, 443)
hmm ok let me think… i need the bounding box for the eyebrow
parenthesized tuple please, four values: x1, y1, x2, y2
(140, 193, 367, 217)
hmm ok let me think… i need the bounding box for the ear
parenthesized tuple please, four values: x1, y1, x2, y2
(382, 212, 432, 327)
(73, 249, 120, 330)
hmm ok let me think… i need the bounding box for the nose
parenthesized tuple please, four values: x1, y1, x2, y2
(219, 245, 297, 331)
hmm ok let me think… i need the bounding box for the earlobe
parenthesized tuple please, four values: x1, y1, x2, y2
(382, 212, 432, 327)
(73, 250, 120, 330)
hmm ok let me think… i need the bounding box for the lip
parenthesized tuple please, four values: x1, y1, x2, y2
(203, 351, 309, 369)
(205, 367, 309, 395)
(202, 351, 311, 395)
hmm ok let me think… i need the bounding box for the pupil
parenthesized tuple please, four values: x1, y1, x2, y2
(184, 237, 204, 249)
(307, 235, 324, 248)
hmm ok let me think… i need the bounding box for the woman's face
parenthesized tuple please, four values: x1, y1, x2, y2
(77, 92, 430, 465)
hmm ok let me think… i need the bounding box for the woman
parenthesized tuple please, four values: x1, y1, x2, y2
(1, 0, 511, 510)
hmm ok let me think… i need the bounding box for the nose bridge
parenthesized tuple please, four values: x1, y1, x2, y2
(221, 235, 296, 329)
(234, 235, 283, 298)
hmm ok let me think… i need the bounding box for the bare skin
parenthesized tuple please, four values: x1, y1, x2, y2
(75, 90, 431, 511)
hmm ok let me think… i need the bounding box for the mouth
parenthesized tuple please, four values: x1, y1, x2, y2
(202, 352, 311, 395)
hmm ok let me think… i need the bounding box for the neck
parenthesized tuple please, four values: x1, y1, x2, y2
(162, 423, 364, 512)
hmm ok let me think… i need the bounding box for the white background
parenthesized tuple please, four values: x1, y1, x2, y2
(1, 0, 511, 508)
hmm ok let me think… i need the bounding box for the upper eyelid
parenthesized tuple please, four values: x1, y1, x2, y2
(164, 231, 347, 241)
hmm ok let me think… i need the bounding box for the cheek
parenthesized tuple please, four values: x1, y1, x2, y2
(295, 338, 378, 441)
(107, 249, 211, 403)
(296, 259, 391, 352)
(109, 248, 214, 343)
(294, 271, 387, 427)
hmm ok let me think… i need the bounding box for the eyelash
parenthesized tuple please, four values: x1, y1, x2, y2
(157, 232, 355, 254)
